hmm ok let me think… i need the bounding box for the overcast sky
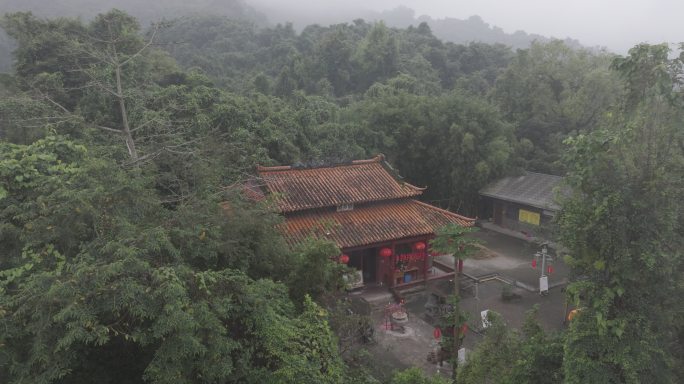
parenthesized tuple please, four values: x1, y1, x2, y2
(249, 0, 681, 53)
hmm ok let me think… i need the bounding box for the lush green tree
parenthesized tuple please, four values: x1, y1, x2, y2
(287, 238, 349, 305)
(0, 81, 65, 144)
(310, 27, 355, 96)
(391, 367, 449, 384)
(0, 134, 347, 383)
(0, 11, 358, 380)
(256, 295, 346, 384)
(491, 41, 621, 173)
(429, 224, 479, 380)
(457, 308, 564, 384)
(349, 81, 515, 215)
(353, 22, 399, 89)
(2, 10, 181, 161)
(558, 43, 683, 383)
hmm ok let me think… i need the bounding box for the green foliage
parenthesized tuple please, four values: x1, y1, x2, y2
(2, 6, 682, 383)
(457, 307, 564, 384)
(429, 224, 479, 258)
(256, 295, 346, 384)
(349, 85, 515, 215)
(0, 133, 351, 383)
(287, 238, 349, 304)
(558, 43, 684, 383)
(390, 367, 449, 384)
(491, 41, 620, 173)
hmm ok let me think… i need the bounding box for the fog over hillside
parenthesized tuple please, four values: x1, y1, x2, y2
(247, 0, 682, 54)
(0, 0, 592, 73)
(1, 0, 681, 73)
(243, 1, 585, 50)
(0, 0, 267, 25)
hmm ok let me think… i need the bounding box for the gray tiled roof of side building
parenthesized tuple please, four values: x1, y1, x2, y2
(479, 172, 568, 211)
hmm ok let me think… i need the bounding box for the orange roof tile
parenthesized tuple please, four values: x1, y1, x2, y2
(280, 199, 475, 249)
(242, 178, 266, 202)
(257, 155, 424, 213)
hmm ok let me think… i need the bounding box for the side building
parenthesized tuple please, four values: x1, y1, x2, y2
(479, 171, 565, 237)
(251, 155, 475, 290)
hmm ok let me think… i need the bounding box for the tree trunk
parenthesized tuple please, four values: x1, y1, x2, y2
(114, 64, 138, 161)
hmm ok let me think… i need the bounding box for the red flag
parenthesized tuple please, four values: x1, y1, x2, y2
(532, 259, 537, 269)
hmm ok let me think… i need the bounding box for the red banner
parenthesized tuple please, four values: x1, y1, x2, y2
(397, 252, 427, 262)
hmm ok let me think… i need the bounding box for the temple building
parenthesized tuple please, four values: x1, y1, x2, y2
(250, 155, 475, 290)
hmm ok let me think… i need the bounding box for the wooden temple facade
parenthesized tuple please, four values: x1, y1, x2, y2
(252, 155, 475, 289)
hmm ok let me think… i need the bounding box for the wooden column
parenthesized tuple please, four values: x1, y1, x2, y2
(390, 241, 396, 288)
(423, 238, 429, 284)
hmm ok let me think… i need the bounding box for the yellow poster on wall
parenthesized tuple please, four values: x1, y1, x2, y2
(519, 209, 540, 226)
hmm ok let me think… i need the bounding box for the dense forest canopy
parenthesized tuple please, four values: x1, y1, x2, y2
(0, 0, 590, 74)
(0, 5, 682, 384)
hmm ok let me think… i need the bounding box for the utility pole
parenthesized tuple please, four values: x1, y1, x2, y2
(537, 242, 550, 295)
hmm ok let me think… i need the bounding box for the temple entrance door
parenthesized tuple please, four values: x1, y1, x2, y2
(361, 249, 377, 283)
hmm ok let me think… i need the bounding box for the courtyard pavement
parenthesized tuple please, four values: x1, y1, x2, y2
(362, 228, 572, 379)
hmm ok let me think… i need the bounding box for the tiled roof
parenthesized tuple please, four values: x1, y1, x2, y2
(242, 178, 266, 202)
(479, 172, 566, 211)
(280, 199, 475, 249)
(257, 155, 424, 213)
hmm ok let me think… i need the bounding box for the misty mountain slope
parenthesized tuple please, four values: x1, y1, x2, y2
(245, 3, 585, 51)
(0, 0, 266, 25)
(0, 28, 13, 72)
(0, 0, 266, 72)
(153, 15, 518, 96)
(0, 0, 588, 74)
(418, 15, 583, 50)
(374, 8, 584, 50)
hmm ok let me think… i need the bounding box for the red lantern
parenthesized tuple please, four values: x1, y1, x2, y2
(532, 259, 537, 269)
(433, 327, 442, 340)
(413, 241, 426, 251)
(339, 254, 350, 264)
(547, 265, 554, 274)
(379, 247, 392, 258)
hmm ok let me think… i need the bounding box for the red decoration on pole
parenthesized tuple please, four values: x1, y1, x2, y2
(433, 327, 442, 340)
(458, 259, 464, 273)
(339, 254, 350, 264)
(379, 247, 392, 258)
(413, 241, 426, 251)
(459, 323, 468, 336)
(532, 259, 537, 269)
(547, 265, 554, 274)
